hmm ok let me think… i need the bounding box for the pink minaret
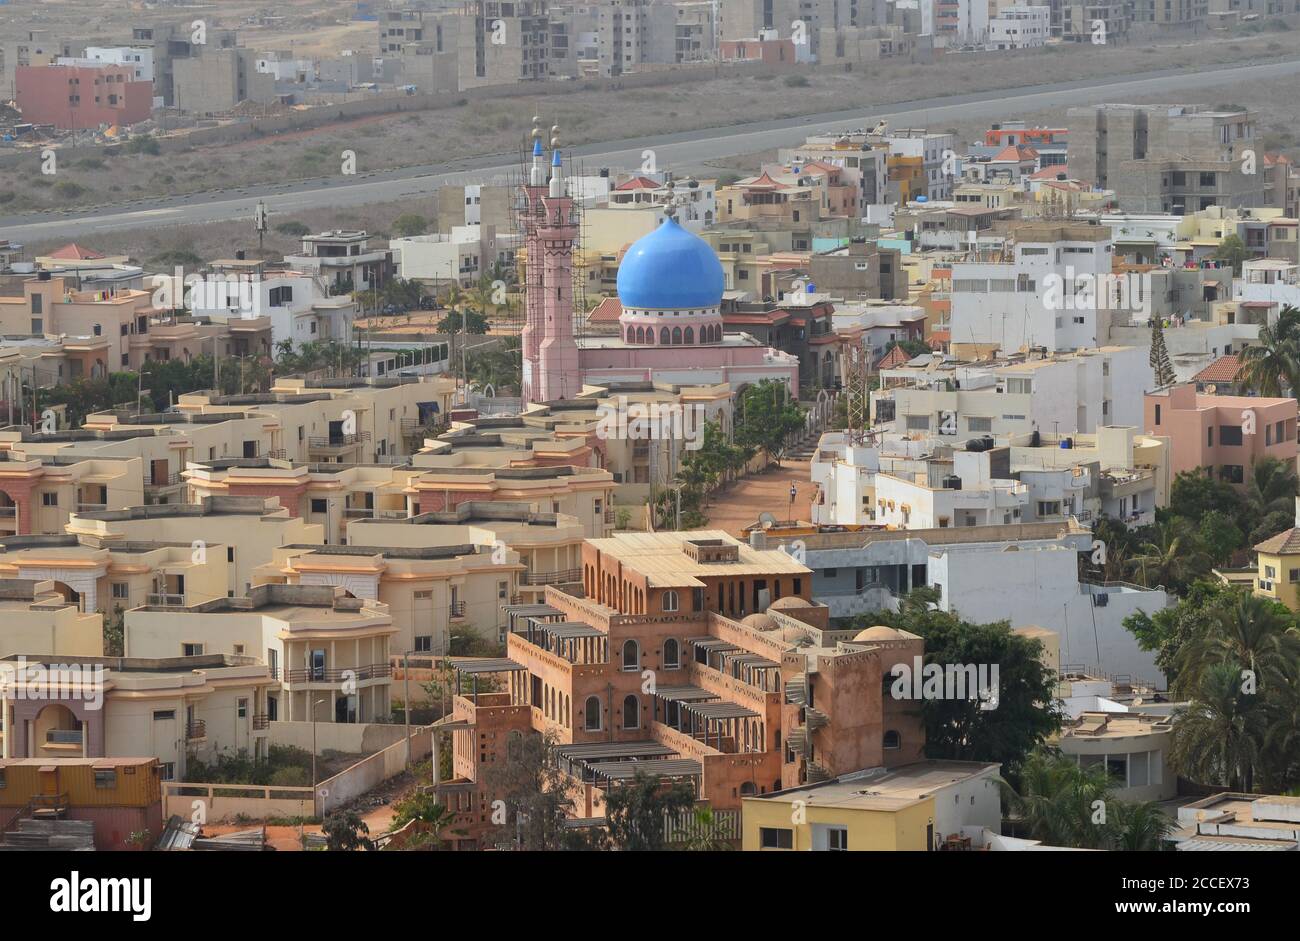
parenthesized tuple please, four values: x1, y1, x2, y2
(534, 138, 582, 403)
(519, 124, 549, 403)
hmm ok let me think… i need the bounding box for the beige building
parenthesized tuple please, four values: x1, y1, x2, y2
(127, 584, 395, 725)
(1057, 711, 1177, 803)
(0, 579, 102, 660)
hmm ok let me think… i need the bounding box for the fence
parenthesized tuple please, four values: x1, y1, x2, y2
(163, 782, 314, 823)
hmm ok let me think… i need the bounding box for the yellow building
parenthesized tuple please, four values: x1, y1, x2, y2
(741, 760, 1001, 851)
(1251, 525, 1300, 611)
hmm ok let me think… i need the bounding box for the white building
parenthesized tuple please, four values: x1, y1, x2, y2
(392, 225, 518, 288)
(1235, 258, 1300, 315)
(884, 130, 958, 202)
(192, 266, 355, 351)
(874, 346, 1153, 443)
(986, 6, 1049, 50)
(64, 47, 154, 82)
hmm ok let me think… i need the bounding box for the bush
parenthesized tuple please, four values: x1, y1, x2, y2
(125, 135, 161, 156)
(275, 220, 311, 236)
(783, 74, 809, 88)
(268, 766, 311, 787)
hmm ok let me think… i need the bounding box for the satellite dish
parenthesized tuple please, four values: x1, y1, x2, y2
(758, 511, 778, 529)
(1205, 384, 1217, 394)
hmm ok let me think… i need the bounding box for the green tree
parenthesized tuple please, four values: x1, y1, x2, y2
(1238, 304, 1300, 397)
(683, 806, 734, 851)
(482, 729, 581, 851)
(735, 380, 805, 466)
(437, 309, 490, 334)
(1128, 518, 1211, 593)
(1149, 318, 1176, 388)
(601, 770, 697, 851)
(1173, 591, 1300, 699)
(1211, 233, 1250, 275)
(1196, 510, 1244, 567)
(1170, 662, 1269, 792)
(1167, 469, 1243, 522)
(322, 810, 373, 851)
(392, 213, 429, 238)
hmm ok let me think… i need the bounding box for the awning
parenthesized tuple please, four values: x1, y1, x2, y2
(448, 657, 525, 673)
(586, 758, 702, 783)
(653, 685, 721, 703)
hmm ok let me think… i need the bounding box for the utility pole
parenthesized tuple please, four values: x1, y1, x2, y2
(403, 650, 412, 769)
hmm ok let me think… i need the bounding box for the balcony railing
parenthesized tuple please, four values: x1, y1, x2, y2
(75, 502, 108, 513)
(604, 508, 616, 524)
(522, 568, 581, 586)
(283, 662, 392, 683)
(308, 432, 371, 450)
(186, 720, 206, 741)
(344, 506, 375, 518)
(267, 449, 288, 460)
(144, 472, 181, 488)
(0, 506, 15, 518)
(146, 592, 186, 607)
(449, 601, 467, 618)
(44, 729, 83, 745)
(252, 714, 270, 731)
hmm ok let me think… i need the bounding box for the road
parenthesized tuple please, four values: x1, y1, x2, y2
(4, 56, 1300, 242)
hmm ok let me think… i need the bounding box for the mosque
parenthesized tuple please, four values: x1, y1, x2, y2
(518, 129, 800, 405)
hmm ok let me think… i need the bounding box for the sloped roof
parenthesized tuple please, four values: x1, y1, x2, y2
(47, 243, 105, 260)
(876, 344, 912, 369)
(614, 176, 662, 191)
(1191, 354, 1243, 384)
(1254, 527, 1300, 555)
(1030, 164, 1070, 181)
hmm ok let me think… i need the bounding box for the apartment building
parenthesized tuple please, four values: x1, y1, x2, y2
(0, 447, 142, 537)
(130, 22, 239, 106)
(392, 225, 515, 289)
(458, 0, 555, 87)
(596, 0, 677, 76)
(1067, 104, 1264, 212)
(987, 5, 1050, 48)
(413, 464, 616, 537)
(808, 239, 906, 302)
(349, 501, 586, 605)
(190, 259, 352, 352)
(283, 231, 393, 295)
(780, 134, 889, 213)
(66, 496, 323, 600)
(0, 579, 102, 659)
(15, 62, 153, 129)
(431, 530, 927, 847)
(873, 346, 1153, 443)
(171, 47, 274, 114)
(0, 653, 273, 774)
(1144, 383, 1298, 485)
(261, 542, 523, 654)
(0, 274, 155, 373)
(742, 761, 1002, 851)
(127, 584, 394, 725)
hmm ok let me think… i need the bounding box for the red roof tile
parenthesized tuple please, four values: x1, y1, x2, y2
(1191, 354, 1243, 384)
(47, 243, 105, 260)
(876, 345, 912, 369)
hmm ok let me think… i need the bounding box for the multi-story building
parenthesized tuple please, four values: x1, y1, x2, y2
(1057, 711, 1177, 802)
(430, 530, 929, 847)
(986, 5, 1050, 48)
(0, 579, 102, 659)
(284, 231, 393, 296)
(459, 0, 555, 87)
(171, 47, 274, 114)
(1144, 382, 1298, 486)
(130, 22, 239, 106)
(16, 62, 153, 129)
(127, 583, 395, 725)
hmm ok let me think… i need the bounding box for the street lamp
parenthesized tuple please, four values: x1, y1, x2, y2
(310, 696, 327, 802)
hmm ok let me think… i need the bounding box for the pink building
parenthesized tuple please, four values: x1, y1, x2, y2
(1144, 383, 1298, 486)
(16, 63, 152, 130)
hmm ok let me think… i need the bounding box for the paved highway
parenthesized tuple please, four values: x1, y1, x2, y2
(3, 56, 1299, 242)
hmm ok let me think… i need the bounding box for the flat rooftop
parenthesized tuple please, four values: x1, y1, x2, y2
(747, 760, 1001, 811)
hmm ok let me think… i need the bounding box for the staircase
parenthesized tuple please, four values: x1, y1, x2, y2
(806, 762, 832, 784)
(785, 429, 821, 462)
(784, 674, 807, 706)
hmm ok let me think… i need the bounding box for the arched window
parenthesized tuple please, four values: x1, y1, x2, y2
(584, 696, 602, 731)
(672, 326, 682, 345)
(883, 730, 901, 750)
(739, 781, 756, 796)
(663, 638, 680, 669)
(621, 639, 640, 672)
(660, 326, 670, 345)
(626, 326, 634, 343)
(622, 694, 640, 730)
(662, 590, 679, 613)
(684, 326, 694, 344)
(646, 326, 655, 344)
(633, 325, 642, 343)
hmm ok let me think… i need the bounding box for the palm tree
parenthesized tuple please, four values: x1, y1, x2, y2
(1005, 748, 1110, 848)
(683, 807, 734, 851)
(1238, 305, 1300, 397)
(1244, 455, 1299, 521)
(1104, 800, 1175, 851)
(1127, 519, 1210, 590)
(1170, 662, 1269, 792)
(1174, 592, 1300, 698)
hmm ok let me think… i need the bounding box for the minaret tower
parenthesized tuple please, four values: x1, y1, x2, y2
(518, 118, 549, 403)
(535, 129, 582, 402)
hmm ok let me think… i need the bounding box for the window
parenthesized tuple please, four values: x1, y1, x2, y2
(662, 590, 679, 612)
(111, 582, 129, 599)
(905, 415, 930, 431)
(967, 416, 992, 433)
(621, 639, 640, 672)
(883, 730, 901, 750)
(1154, 404, 1161, 426)
(310, 498, 328, 514)
(622, 694, 640, 729)
(94, 769, 117, 789)
(827, 827, 849, 851)
(1219, 425, 1243, 447)
(42, 492, 58, 507)
(1037, 501, 1062, 517)
(663, 638, 680, 669)
(415, 635, 432, 652)
(584, 695, 602, 731)
(759, 827, 794, 849)
(152, 710, 175, 721)
(237, 698, 248, 719)
(182, 643, 203, 657)
(498, 581, 509, 600)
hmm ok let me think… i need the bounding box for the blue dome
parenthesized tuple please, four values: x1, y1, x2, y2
(616, 218, 725, 310)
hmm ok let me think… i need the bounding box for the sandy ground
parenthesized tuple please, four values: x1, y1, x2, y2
(697, 459, 817, 535)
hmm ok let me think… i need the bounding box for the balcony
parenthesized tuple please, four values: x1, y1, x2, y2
(283, 662, 392, 683)
(522, 568, 581, 586)
(186, 720, 207, 741)
(344, 506, 375, 518)
(308, 432, 370, 452)
(252, 714, 270, 731)
(267, 449, 287, 460)
(604, 508, 616, 524)
(144, 472, 182, 490)
(449, 601, 467, 619)
(44, 729, 83, 746)
(146, 592, 186, 607)
(0, 506, 14, 520)
(75, 502, 108, 513)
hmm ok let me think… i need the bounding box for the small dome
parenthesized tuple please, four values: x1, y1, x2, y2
(853, 625, 904, 642)
(740, 613, 778, 632)
(616, 218, 725, 310)
(767, 596, 808, 611)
